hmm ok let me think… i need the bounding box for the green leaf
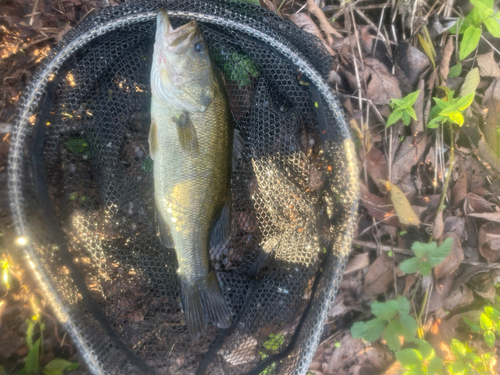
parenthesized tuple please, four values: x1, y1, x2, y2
(433, 97, 450, 110)
(399, 314, 418, 341)
(406, 107, 417, 121)
(262, 333, 285, 350)
(463, 316, 481, 333)
(439, 104, 459, 116)
(396, 349, 422, 369)
(43, 359, 79, 375)
(404, 91, 421, 106)
(412, 241, 436, 259)
(484, 306, 500, 321)
(372, 300, 398, 320)
(399, 257, 421, 274)
(351, 318, 386, 342)
(427, 116, 445, 129)
(25, 319, 35, 350)
(484, 17, 500, 37)
(448, 63, 462, 79)
(387, 109, 403, 127)
(484, 330, 496, 348)
(401, 111, 411, 126)
(456, 93, 475, 111)
(396, 296, 411, 315)
(460, 68, 480, 98)
(496, 11, 500, 20)
(24, 337, 40, 374)
(391, 98, 406, 107)
(428, 237, 453, 267)
(447, 111, 465, 126)
(385, 319, 404, 350)
(428, 357, 444, 375)
(64, 138, 88, 154)
(415, 339, 435, 360)
(480, 312, 493, 330)
(419, 261, 432, 276)
(451, 339, 467, 360)
(447, 360, 467, 375)
(460, 26, 481, 60)
(418, 34, 436, 69)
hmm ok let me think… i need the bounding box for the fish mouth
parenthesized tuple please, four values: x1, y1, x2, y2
(157, 10, 200, 50)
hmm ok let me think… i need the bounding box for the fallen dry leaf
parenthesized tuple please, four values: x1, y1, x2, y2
(452, 159, 467, 206)
(434, 233, 464, 280)
(482, 78, 500, 155)
(477, 51, 500, 78)
(383, 181, 421, 226)
(287, 13, 335, 55)
(363, 252, 394, 299)
(360, 183, 401, 227)
(344, 253, 370, 275)
(363, 57, 402, 105)
(439, 37, 454, 82)
(305, 0, 342, 41)
(324, 334, 393, 375)
(391, 134, 427, 185)
(428, 274, 454, 312)
(443, 285, 474, 311)
(468, 211, 500, 223)
(443, 216, 466, 241)
(465, 192, 493, 213)
(478, 222, 500, 263)
(433, 211, 444, 240)
(365, 146, 388, 190)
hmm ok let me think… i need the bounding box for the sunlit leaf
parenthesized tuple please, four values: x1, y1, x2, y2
(460, 26, 481, 60)
(456, 93, 475, 110)
(480, 313, 493, 330)
(406, 107, 417, 121)
(451, 339, 467, 360)
(404, 90, 421, 106)
(448, 111, 464, 126)
(484, 306, 500, 321)
(383, 181, 421, 225)
(415, 339, 435, 360)
(428, 357, 444, 375)
(396, 349, 422, 369)
(484, 330, 496, 348)
(418, 34, 436, 69)
(483, 17, 500, 37)
(460, 68, 480, 98)
(433, 97, 450, 110)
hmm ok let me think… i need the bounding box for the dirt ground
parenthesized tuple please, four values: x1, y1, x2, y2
(1, 0, 500, 374)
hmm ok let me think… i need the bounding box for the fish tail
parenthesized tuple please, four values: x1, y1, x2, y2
(181, 271, 232, 339)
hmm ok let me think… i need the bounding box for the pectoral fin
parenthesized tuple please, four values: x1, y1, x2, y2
(210, 188, 232, 248)
(174, 112, 199, 153)
(148, 120, 158, 160)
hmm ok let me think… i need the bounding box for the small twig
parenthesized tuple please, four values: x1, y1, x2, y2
(437, 126, 455, 214)
(480, 34, 500, 58)
(29, 0, 40, 26)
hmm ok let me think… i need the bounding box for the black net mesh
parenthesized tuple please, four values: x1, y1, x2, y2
(8, 1, 358, 374)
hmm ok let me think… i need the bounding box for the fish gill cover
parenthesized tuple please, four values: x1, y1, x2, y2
(8, 0, 357, 374)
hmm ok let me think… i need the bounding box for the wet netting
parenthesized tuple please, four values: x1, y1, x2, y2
(8, 1, 358, 374)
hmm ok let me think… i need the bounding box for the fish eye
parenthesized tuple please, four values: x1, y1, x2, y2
(194, 41, 206, 53)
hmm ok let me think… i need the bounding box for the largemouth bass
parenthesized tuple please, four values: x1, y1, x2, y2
(149, 11, 232, 338)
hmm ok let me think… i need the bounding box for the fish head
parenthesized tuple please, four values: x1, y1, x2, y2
(152, 10, 216, 112)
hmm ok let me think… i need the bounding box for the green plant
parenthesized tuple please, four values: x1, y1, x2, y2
(398, 238, 453, 276)
(64, 138, 88, 154)
(213, 49, 260, 88)
(396, 339, 443, 375)
(446, 339, 496, 375)
(452, 0, 500, 60)
(351, 296, 417, 350)
(427, 90, 475, 128)
(19, 316, 78, 375)
(463, 304, 500, 349)
(386, 90, 420, 127)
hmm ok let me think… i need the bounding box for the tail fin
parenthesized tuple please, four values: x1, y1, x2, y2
(181, 271, 232, 339)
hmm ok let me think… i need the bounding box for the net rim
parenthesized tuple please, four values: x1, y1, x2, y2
(8, 8, 359, 375)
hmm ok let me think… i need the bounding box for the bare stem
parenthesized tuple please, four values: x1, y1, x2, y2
(437, 125, 455, 214)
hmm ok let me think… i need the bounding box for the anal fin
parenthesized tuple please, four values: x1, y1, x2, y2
(210, 188, 232, 248)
